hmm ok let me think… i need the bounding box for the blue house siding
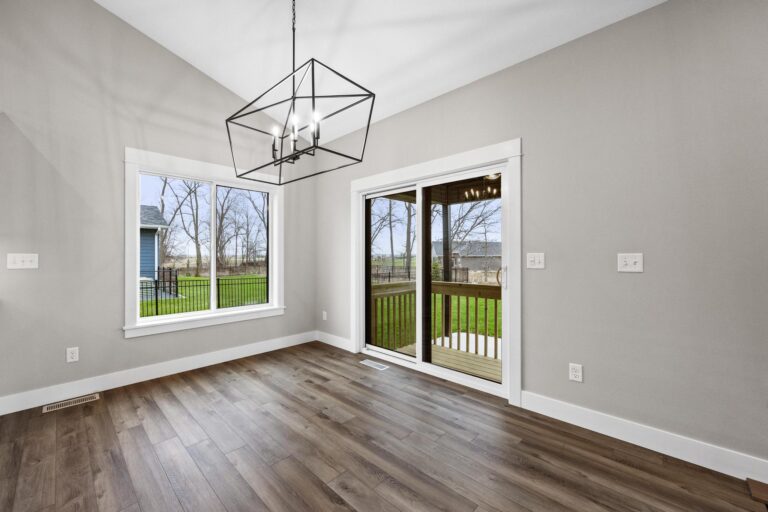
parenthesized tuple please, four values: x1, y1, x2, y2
(140, 228, 157, 278)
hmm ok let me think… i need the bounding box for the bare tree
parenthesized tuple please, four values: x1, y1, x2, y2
(245, 191, 269, 273)
(450, 199, 501, 244)
(238, 204, 255, 272)
(388, 200, 396, 268)
(369, 198, 389, 247)
(172, 180, 208, 277)
(245, 191, 268, 230)
(404, 201, 416, 278)
(215, 187, 239, 269)
(157, 177, 192, 265)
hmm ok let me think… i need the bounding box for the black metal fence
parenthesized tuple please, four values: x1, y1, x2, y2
(371, 265, 416, 283)
(216, 276, 269, 309)
(370, 265, 469, 283)
(139, 274, 268, 317)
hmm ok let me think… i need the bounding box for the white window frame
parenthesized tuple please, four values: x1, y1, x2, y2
(350, 139, 522, 405)
(123, 147, 285, 338)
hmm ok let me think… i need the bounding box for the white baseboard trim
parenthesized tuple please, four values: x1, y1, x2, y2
(5, 334, 764, 482)
(522, 391, 768, 482)
(0, 331, 315, 417)
(315, 331, 358, 352)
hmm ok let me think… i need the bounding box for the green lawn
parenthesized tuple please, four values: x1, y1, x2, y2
(140, 275, 267, 317)
(370, 293, 502, 351)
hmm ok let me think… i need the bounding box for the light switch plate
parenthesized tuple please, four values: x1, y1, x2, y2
(7, 253, 39, 269)
(526, 253, 545, 269)
(569, 363, 583, 383)
(617, 253, 643, 273)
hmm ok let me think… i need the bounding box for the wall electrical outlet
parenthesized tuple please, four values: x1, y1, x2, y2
(618, 253, 643, 273)
(322, 310, 327, 321)
(569, 363, 583, 383)
(7, 253, 39, 269)
(526, 253, 545, 269)
(66, 347, 79, 363)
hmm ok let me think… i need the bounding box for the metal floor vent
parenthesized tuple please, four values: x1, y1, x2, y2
(360, 359, 388, 371)
(42, 393, 100, 413)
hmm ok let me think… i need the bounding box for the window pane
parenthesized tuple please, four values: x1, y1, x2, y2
(425, 174, 502, 383)
(366, 191, 417, 357)
(138, 174, 211, 317)
(215, 186, 269, 309)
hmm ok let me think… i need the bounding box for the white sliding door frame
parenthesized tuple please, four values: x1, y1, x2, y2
(350, 140, 522, 405)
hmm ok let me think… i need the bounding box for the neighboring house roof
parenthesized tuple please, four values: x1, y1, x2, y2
(432, 240, 501, 258)
(140, 205, 169, 229)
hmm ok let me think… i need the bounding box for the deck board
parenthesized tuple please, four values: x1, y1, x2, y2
(396, 344, 502, 382)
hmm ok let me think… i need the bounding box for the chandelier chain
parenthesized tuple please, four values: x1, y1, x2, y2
(291, 0, 296, 72)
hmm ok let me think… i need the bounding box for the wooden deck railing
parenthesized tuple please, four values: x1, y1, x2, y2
(370, 281, 417, 351)
(431, 281, 502, 359)
(369, 281, 502, 360)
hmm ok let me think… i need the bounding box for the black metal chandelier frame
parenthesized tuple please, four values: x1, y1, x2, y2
(226, 0, 375, 186)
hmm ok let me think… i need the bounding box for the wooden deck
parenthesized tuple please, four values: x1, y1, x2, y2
(397, 343, 502, 382)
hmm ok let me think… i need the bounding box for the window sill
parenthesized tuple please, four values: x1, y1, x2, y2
(123, 305, 285, 339)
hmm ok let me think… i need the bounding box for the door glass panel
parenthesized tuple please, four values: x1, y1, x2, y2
(365, 191, 417, 357)
(423, 174, 502, 382)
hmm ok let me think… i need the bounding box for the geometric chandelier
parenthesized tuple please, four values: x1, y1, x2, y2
(226, 0, 375, 186)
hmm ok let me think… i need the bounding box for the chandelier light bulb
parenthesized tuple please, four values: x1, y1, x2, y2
(271, 126, 279, 159)
(312, 111, 321, 140)
(291, 114, 299, 143)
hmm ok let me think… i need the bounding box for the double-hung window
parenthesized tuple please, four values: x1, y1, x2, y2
(123, 148, 284, 338)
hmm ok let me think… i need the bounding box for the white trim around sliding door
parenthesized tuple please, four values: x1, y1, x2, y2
(349, 139, 522, 405)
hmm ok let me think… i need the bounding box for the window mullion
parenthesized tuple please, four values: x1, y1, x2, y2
(210, 182, 218, 311)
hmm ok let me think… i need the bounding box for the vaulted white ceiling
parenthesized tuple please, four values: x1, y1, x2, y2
(96, 0, 665, 140)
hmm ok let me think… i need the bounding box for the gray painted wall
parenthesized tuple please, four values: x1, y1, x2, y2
(0, 0, 316, 396)
(1, 0, 766, 463)
(314, 0, 768, 458)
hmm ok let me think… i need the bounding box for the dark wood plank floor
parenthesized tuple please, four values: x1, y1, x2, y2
(0, 342, 761, 512)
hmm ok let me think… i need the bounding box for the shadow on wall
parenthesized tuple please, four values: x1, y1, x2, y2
(0, 113, 96, 367)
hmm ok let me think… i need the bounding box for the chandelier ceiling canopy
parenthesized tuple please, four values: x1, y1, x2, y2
(226, 0, 375, 186)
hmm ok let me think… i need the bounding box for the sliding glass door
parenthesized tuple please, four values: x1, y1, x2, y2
(363, 167, 511, 391)
(364, 190, 417, 358)
(422, 175, 503, 383)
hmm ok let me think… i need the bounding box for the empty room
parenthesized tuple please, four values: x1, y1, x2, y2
(1, 0, 767, 511)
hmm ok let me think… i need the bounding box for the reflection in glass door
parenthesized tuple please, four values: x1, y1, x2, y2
(423, 174, 503, 382)
(365, 190, 417, 358)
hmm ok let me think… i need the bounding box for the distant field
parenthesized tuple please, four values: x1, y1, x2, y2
(370, 257, 417, 269)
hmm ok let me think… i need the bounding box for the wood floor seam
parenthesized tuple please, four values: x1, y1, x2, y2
(0, 342, 760, 512)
